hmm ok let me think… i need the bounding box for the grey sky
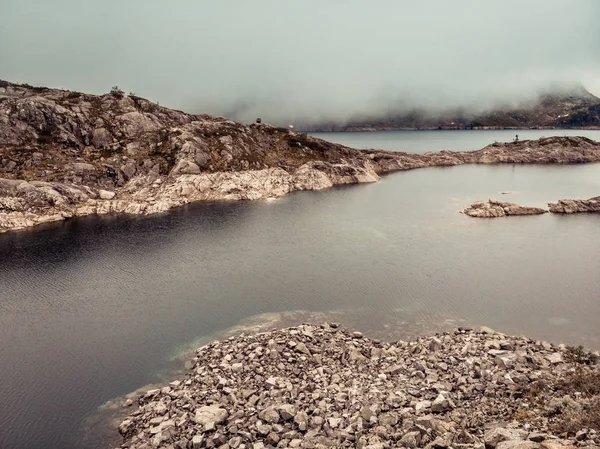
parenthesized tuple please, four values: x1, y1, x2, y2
(1, 0, 599, 124)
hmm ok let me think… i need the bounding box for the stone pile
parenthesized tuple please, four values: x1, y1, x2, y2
(117, 324, 600, 449)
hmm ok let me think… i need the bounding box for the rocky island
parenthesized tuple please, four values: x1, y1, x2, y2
(548, 197, 600, 214)
(462, 199, 548, 218)
(2, 80, 600, 233)
(116, 324, 600, 449)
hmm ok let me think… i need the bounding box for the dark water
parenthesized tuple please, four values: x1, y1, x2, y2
(310, 129, 600, 152)
(1, 160, 600, 448)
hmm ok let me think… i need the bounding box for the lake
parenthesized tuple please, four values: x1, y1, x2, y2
(1, 131, 599, 449)
(310, 129, 600, 152)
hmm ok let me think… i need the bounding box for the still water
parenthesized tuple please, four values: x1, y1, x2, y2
(310, 129, 600, 152)
(1, 133, 600, 449)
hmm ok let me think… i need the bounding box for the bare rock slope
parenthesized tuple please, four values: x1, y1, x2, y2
(462, 199, 548, 218)
(2, 80, 600, 233)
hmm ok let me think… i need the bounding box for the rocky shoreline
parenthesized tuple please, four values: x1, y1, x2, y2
(462, 199, 548, 218)
(2, 81, 600, 234)
(115, 324, 600, 449)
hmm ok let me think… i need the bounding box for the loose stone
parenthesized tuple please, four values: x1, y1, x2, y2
(116, 324, 599, 449)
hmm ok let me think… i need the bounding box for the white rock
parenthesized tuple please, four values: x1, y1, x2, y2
(194, 406, 228, 425)
(415, 400, 432, 413)
(98, 189, 115, 200)
(328, 417, 343, 428)
(192, 434, 204, 449)
(231, 362, 244, 372)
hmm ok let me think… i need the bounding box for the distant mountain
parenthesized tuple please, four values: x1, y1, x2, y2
(305, 86, 600, 132)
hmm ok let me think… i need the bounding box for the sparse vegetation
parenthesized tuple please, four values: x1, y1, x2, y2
(110, 86, 125, 97)
(513, 408, 532, 422)
(516, 346, 600, 436)
(557, 367, 600, 398)
(527, 379, 547, 401)
(566, 370, 600, 396)
(547, 346, 600, 434)
(565, 345, 599, 366)
(553, 397, 600, 434)
(565, 345, 599, 386)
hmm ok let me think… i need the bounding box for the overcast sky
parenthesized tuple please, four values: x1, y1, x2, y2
(1, 0, 599, 124)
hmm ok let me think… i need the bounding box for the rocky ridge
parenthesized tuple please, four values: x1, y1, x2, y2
(462, 199, 548, 218)
(117, 324, 600, 449)
(2, 81, 600, 233)
(548, 197, 600, 214)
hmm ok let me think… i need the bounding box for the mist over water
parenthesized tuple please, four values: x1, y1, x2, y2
(1, 0, 600, 124)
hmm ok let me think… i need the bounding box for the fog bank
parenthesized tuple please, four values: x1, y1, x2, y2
(1, 0, 599, 125)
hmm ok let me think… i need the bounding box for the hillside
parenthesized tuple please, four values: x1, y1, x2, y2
(1, 80, 600, 234)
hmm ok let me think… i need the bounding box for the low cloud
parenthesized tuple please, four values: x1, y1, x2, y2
(1, 0, 599, 126)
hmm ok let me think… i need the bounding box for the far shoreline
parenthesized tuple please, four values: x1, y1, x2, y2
(308, 127, 600, 134)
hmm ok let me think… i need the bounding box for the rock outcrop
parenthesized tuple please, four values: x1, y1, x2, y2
(116, 324, 600, 449)
(462, 199, 548, 218)
(2, 80, 600, 233)
(548, 197, 600, 214)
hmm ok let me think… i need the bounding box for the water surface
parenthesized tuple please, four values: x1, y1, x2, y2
(310, 129, 600, 152)
(1, 142, 600, 449)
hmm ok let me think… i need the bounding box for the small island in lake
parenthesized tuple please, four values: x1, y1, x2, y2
(549, 197, 600, 214)
(462, 199, 548, 218)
